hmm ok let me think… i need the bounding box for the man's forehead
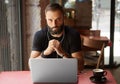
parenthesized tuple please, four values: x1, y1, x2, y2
(45, 10, 63, 18)
(46, 10, 63, 15)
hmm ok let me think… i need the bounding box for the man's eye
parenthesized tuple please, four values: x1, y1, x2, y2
(49, 19, 52, 22)
(56, 18, 62, 22)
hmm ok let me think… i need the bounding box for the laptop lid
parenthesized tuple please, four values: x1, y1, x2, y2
(29, 58, 78, 83)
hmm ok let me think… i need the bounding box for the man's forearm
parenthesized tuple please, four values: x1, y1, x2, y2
(30, 51, 41, 58)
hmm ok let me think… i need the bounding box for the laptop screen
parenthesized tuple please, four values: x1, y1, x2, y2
(29, 58, 78, 83)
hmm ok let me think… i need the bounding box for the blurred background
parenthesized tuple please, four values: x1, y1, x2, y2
(0, 0, 120, 71)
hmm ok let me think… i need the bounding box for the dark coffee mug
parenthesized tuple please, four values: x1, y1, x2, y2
(93, 69, 107, 80)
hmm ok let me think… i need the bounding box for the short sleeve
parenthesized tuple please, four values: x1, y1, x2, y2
(32, 31, 44, 52)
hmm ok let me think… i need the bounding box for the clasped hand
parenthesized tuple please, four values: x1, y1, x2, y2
(44, 39, 64, 56)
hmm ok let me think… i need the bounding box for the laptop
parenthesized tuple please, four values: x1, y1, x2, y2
(29, 58, 78, 83)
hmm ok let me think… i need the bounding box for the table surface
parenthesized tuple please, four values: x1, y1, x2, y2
(80, 35, 112, 47)
(0, 70, 116, 84)
(78, 70, 116, 84)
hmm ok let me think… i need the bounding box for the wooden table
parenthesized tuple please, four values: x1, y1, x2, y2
(80, 35, 112, 68)
(80, 35, 111, 47)
(0, 70, 116, 84)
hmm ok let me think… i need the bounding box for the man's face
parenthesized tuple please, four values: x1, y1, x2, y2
(45, 10, 64, 35)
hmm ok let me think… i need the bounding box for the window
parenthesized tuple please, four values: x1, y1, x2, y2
(0, 0, 22, 71)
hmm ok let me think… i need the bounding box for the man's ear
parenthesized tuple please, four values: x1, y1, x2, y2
(45, 13, 47, 20)
(45, 16, 47, 20)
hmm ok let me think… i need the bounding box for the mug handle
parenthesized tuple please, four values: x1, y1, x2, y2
(103, 71, 107, 76)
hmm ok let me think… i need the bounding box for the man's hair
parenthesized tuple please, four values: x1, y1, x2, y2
(45, 3, 64, 15)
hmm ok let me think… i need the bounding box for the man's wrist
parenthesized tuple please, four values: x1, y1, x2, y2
(41, 51, 48, 58)
(60, 52, 69, 58)
(60, 53, 65, 57)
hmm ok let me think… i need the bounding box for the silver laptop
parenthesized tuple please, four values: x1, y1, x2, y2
(29, 58, 78, 83)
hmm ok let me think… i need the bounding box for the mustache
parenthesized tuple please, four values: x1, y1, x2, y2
(51, 26, 59, 28)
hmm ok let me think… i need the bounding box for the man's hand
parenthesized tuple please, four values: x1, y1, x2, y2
(44, 39, 65, 56)
(44, 40, 55, 55)
(52, 39, 65, 57)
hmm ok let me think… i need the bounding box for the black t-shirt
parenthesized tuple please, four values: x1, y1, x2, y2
(32, 26, 81, 58)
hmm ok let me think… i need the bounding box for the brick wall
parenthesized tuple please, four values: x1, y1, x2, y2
(75, 1, 92, 29)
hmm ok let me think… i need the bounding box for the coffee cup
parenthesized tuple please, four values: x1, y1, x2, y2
(93, 69, 107, 81)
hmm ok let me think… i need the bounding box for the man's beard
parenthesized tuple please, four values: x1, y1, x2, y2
(47, 24, 64, 35)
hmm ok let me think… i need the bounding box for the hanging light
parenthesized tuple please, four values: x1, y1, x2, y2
(5, 0, 9, 4)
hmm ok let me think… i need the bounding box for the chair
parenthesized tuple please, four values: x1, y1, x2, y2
(78, 29, 101, 37)
(82, 36, 105, 68)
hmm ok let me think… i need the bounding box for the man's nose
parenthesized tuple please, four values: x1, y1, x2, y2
(52, 20, 57, 27)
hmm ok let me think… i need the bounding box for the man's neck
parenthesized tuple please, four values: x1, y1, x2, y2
(51, 30, 64, 38)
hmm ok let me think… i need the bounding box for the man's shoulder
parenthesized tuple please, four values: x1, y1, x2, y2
(34, 27, 47, 37)
(36, 27, 47, 34)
